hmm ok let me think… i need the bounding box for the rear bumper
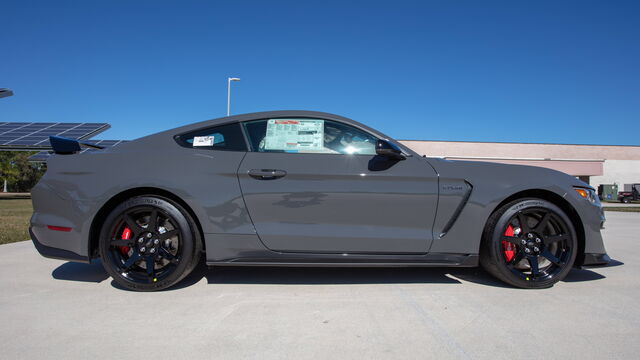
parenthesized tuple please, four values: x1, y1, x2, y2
(30, 227, 89, 263)
(580, 253, 611, 267)
(30, 180, 97, 260)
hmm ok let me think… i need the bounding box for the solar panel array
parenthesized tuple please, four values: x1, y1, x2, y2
(0, 122, 110, 149)
(27, 139, 128, 162)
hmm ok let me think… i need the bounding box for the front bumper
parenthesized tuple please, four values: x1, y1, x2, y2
(580, 252, 611, 267)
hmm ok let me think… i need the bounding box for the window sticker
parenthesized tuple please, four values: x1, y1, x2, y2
(192, 136, 214, 147)
(264, 119, 324, 151)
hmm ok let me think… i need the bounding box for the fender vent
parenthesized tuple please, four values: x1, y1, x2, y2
(439, 180, 473, 238)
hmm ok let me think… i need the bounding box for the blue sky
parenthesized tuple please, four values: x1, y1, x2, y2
(1, 1, 638, 144)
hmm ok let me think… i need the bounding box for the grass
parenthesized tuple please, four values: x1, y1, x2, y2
(0, 199, 33, 245)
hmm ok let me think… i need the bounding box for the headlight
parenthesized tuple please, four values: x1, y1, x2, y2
(574, 187, 601, 206)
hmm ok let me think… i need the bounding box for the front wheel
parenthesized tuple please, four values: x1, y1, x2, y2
(99, 196, 202, 291)
(480, 198, 577, 289)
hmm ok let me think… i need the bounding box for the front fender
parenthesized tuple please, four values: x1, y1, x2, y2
(425, 158, 600, 255)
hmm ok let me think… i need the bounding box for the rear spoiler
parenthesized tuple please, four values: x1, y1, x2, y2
(0, 88, 14, 99)
(49, 136, 104, 154)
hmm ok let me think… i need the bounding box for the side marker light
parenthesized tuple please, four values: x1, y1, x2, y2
(47, 225, 72, 232)
(574, 189, 588, 198)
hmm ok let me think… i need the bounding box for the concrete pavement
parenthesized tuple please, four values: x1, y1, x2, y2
(601, 202, 640, 208)
(0, 211, 638, 359)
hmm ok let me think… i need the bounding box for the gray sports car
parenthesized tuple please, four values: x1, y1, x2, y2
(30, 111, 609, 291)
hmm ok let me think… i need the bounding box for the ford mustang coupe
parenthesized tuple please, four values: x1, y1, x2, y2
(30, 111, 610, 291)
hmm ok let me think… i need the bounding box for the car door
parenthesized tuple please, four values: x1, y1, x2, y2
(237, 117, 439, 254)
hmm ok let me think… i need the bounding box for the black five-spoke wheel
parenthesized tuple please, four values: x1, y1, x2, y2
(481, 198, 577, 288)
(99, 196, 201, 291)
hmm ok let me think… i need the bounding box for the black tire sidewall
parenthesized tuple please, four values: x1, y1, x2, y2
(99, 196, 200, 291)
(483, 198, 578, 289)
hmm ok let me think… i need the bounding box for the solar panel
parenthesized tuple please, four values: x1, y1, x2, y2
(27, 140, 128, 162)
(0, 122, 110, 150)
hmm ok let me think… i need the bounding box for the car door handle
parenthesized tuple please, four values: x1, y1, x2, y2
(247, 169, 287, 180)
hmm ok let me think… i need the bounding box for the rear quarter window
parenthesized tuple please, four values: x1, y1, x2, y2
(175, 122, 247, 151)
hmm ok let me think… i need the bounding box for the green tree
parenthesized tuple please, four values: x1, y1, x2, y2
(0, 151, 46, 192)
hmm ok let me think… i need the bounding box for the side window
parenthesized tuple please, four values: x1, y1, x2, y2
(243, 118, 377, 155)
(175, 123, 247, 151)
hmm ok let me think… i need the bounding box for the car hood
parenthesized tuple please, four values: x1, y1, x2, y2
(425, 157, 590, 194)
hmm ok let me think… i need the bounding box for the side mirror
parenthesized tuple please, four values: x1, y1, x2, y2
(375, 139, 406, 160)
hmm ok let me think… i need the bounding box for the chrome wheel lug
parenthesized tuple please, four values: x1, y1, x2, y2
(521, 239, 527, 245)
(535, 238, 541, 243)
(138, 238, 143, 243)
(150, 248, 156, 254)
(527, 233, 533, 239)
(525, 248, 531, 254)
(153, 239, 159, 245)
(146, 233, 153, 238)
(534, 247, 539, 252)
(140, 247, 146, 252)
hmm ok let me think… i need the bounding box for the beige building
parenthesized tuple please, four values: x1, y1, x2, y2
(400, 140, 640, 190)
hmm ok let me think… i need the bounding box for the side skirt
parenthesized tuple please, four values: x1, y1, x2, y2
(207, 254, 479, 267)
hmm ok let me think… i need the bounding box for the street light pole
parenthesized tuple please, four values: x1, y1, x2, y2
(227, 77, 241, 116)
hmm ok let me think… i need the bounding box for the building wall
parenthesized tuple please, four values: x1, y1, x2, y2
(399, 140, 640, 188)
(590, 160, 640, 190)
(400, 140, 640, 160)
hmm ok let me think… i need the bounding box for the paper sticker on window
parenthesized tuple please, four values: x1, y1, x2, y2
(193, 136, 214, 147)
(264, 119, 324, 151)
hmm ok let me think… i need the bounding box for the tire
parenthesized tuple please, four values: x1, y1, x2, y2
(622, 197, 630, 204)
(99, 196, 202, 291)
(480, 198, 577, 289)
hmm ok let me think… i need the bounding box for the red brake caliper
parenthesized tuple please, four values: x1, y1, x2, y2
(120, 227, 131, 256)
(502, 225, 516, 262)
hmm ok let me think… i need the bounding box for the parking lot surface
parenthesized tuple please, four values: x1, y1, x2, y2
(0, 211, 638, 359)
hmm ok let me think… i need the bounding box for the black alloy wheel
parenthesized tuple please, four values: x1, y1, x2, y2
(99, 196, 201, 291)
(481, 198, 577, 288)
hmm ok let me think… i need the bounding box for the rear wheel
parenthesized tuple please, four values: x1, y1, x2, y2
(99, 196, 201, 291)
(480, 198, 577, 289)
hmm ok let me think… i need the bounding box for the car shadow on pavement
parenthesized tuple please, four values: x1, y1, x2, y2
(562, 268, 606, 282)
(51, 257, 615, 290)
(52, 260, 109, 283)
(198, 262, 611, 289)
(560, 259, 623, 283)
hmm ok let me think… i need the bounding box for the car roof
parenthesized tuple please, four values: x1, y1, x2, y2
(114, 110, 415, 155)
(170, 110, 371, 135)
